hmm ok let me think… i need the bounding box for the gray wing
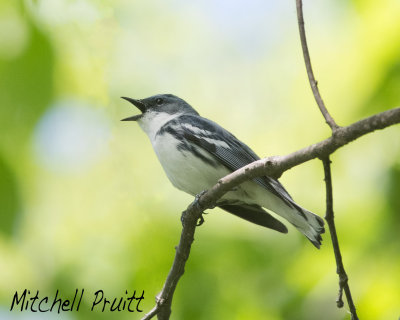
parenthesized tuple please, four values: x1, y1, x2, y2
(169, 115, 298, 211)
(218, 203, 288, 233)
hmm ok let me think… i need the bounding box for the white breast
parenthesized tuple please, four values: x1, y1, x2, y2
(138, 111, 242, 198)
(152, 131, 231, 195)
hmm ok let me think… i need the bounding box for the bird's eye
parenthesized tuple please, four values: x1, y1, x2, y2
(156, 98, 163, 105)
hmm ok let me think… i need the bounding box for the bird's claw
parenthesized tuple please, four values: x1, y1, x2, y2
(180, 191, 210, 227)
(181, 210, 207, 226)
(194, 190, 208, 226)
(197, 215, 205, 226)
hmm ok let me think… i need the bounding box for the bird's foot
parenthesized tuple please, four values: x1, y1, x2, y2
(194, 190, 207, 226)
(180, 210, 208, 226)
(195, 190, 217, 209)
(196, 210, 210, 226)
(196, 215, 205, 226)
(193, 190, 207, 210)
(181, 191, 209, 227)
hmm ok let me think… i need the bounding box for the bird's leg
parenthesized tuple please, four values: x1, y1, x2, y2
(180, 211, 206, 226)
(194, 190, 207, 207)
(194, 190, 208, 226)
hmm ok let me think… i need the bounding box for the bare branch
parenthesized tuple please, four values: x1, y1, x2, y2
(141, 206, 203, 320)
(143, 107, 400, 319)
(141, 305, 159, 320)
(322, 158, 359, 319)
(198, 107, 400, 207)
(296, 0, 339, 131)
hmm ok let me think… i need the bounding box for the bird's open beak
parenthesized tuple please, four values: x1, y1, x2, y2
(121, 97, 146, 121)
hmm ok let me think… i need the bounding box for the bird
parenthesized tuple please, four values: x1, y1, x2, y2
(121, 94, 325, 248)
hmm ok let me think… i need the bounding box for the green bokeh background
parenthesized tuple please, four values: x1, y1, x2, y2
(0, 0, 399, 319)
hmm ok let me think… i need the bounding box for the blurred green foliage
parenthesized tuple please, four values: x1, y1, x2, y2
(0, 155, 20, 235)
(0, 6, 53, 151)
(0, 0, 399, 319)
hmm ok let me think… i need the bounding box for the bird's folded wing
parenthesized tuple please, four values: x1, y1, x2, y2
(173, 115, 297, 210)
(218, 203, 288, 233)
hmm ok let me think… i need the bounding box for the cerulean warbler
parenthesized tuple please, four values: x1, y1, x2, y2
(122, 94, 324, 248)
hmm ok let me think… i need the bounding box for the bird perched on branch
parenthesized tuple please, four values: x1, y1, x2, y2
(122, 94, 325, 248)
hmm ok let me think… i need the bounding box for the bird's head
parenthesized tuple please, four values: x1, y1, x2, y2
(121, 94, 198, 123)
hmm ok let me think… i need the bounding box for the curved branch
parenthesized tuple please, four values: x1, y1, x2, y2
(198, 107, 400, 207)
(141, 204, 204, 320)
(142, 106, 400, 319)
(296, 0, 339, 131)
(296, 1, 357, 313)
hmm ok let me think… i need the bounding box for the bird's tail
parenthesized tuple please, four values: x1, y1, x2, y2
(283, 203, 325, 248)
(244, 181, 325, 248)
(262, 200, 325, 248)
(262, 193, 325, 248)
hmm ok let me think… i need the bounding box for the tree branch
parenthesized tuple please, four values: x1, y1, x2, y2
(141, 203, 203, 320)
(297, 0, 387, 313)
(198, 107, 400, 207)
(142, 106, 400, 319)
(296, 0, 339, 131)
(322, 158, 358, 320)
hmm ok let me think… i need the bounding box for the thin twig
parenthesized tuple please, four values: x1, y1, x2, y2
(296, 0, 357, 314)
(322, 158, 358, 320)
(141, 305, 159, 320)
(143, 107, 400, 319)
(296, 0, 339, 131)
